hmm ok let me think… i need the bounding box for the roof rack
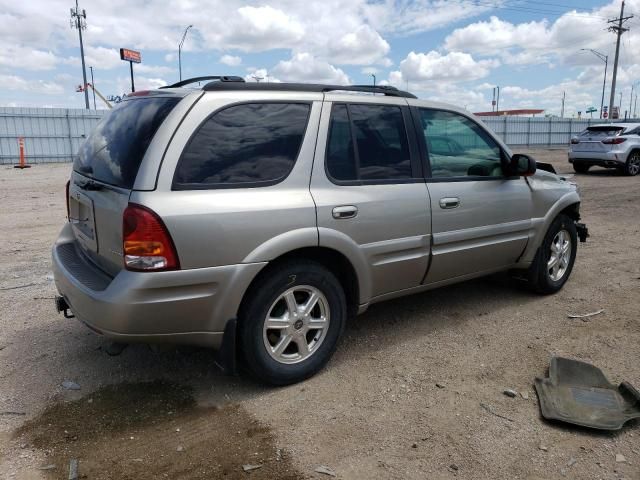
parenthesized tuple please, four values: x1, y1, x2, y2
(201, 81, 417, 98)
(161, 76, 245, 89)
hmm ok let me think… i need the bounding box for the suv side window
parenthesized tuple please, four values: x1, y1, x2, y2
(326, 103, 413, 182)
(418, 109, 503, 179)
(174, 103, 310, 188)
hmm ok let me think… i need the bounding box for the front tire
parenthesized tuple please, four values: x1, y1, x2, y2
(527, 214, 577, 294)
(623, 151, 640, 176)
(238, 260, 346, 385)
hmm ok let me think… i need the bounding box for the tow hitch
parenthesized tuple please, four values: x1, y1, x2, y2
(576, 223, 589, 243)
(55, 295, 75, 318)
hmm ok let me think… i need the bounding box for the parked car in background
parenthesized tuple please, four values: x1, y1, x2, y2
(53, 77, 588, 385)
(569, 123, 640, 176)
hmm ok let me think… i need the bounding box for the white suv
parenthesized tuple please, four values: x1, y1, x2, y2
(569, 123, 640, 176)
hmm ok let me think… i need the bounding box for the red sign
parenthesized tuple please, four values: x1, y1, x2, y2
(120, 48, 141, 63)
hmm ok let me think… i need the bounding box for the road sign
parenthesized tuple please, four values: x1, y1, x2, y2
(119, 48, 141, 63)
(586, 107, 597, 113)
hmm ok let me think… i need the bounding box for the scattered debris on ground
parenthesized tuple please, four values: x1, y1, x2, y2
(567, 309, 604, 319)
(314, 465, 337, 477)
(535, 357, 640, 430)
(503, 389, 518, 398)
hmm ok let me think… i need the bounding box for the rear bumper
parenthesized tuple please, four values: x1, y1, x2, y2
(568, 150, 626, 167)
(52, 223, 265, 348)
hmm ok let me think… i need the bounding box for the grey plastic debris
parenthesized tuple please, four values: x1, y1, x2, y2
(535, 357, 640, 430)
(567, 309, 604, 319)
(37, 464, 56, 470)
(62, 381, 80, 390)
(68, 458, 78, 480)
(503, 389, 518, 398)
(242, 464, 263, 472)
(615, 453, 627, 463)
(315, 465, 337, 477)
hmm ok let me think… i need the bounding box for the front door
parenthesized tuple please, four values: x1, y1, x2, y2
(311, 98, 431, 299)
(414, 107, 532, 284)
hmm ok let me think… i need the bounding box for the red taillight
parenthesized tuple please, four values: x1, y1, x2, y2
(65, 180, 70, 221)
(570, 138, 579, 144)
(602, 137, 627, 144)
(122, 204, 179, 271)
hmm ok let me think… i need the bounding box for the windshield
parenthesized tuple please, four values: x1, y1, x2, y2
(579, 126, 624, 138)
(74, 97, 180, 189)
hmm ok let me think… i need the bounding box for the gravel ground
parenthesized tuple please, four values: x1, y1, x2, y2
(1, 149, 639, 479)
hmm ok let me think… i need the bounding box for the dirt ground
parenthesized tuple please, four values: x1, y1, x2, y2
(1, 149, 639, 480)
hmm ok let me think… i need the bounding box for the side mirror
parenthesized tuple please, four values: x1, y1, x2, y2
(508, 153, 537, 177)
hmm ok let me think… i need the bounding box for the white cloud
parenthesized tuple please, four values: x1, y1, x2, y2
(220, 54, 242, 66)
(327, 25, 390, 65)
(244, 68, 280, 83)
(84, 46, 122, 70)
(136, 64, 175, 75)
(272, 53, 349, 84)
(115, 76, 168, 95)
(218, 6, 305, 52)
(0, 74, 64, 95)
(0, 45, 59, 71)
(389, 51, 499, 89)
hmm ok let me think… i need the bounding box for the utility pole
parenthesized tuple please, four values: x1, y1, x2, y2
(178, 25, 193, 82)
(70, 1, 89, 110)
(89, 66, 96, 110)
(634, 94, 638, 118)
(608, 0, 633, 119)
(496, 86, 500, 113)
(561, 91, 566, 118)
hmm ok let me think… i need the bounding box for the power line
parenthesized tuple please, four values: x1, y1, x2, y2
(464, 0, 610, 20)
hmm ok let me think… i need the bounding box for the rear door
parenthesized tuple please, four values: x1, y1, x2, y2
(311, 97, 431, 299)
(69, 94, 184, 276)
(413, 107, 532, 284)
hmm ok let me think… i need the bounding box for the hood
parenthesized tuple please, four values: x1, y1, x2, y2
(527, 168, 578, 193)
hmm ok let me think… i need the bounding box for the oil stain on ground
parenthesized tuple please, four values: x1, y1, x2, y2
(14, 381, 303, 479)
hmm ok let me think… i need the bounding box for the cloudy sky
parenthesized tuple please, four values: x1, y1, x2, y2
(2, 0, 640, 116)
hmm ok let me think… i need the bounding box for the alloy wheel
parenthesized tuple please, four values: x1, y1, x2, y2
(548, 229, 572, 282)
(262, 286, 330, 364)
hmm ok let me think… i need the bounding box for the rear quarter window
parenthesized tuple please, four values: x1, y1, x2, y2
(74, 97, 180, 189)
(173, 103, 311, 189)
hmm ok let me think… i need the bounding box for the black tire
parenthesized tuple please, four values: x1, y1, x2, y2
(622, 151, 640, 176)
(573, 162, 590, 174)
(527, 214, 577, 294)
(238, 260, 346, 385)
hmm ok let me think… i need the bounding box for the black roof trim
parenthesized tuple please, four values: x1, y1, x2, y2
(201, 81, 417, 98)
(162, 76, 245, 89)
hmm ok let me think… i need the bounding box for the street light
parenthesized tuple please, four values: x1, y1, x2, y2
(178, 25, 193, 82)
(371, 73, 376, 87)
(581, 49, 608, 119)
(629, 81, 640, 119)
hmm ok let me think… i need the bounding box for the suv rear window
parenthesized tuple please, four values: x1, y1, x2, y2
(173, 103, 310, 188)
(74, 97, 180, 189)
(580, 126, 624, 137)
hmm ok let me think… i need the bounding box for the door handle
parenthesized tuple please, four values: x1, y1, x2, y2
(332, 205, 358, 219)
(439, 197, 460, 209)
